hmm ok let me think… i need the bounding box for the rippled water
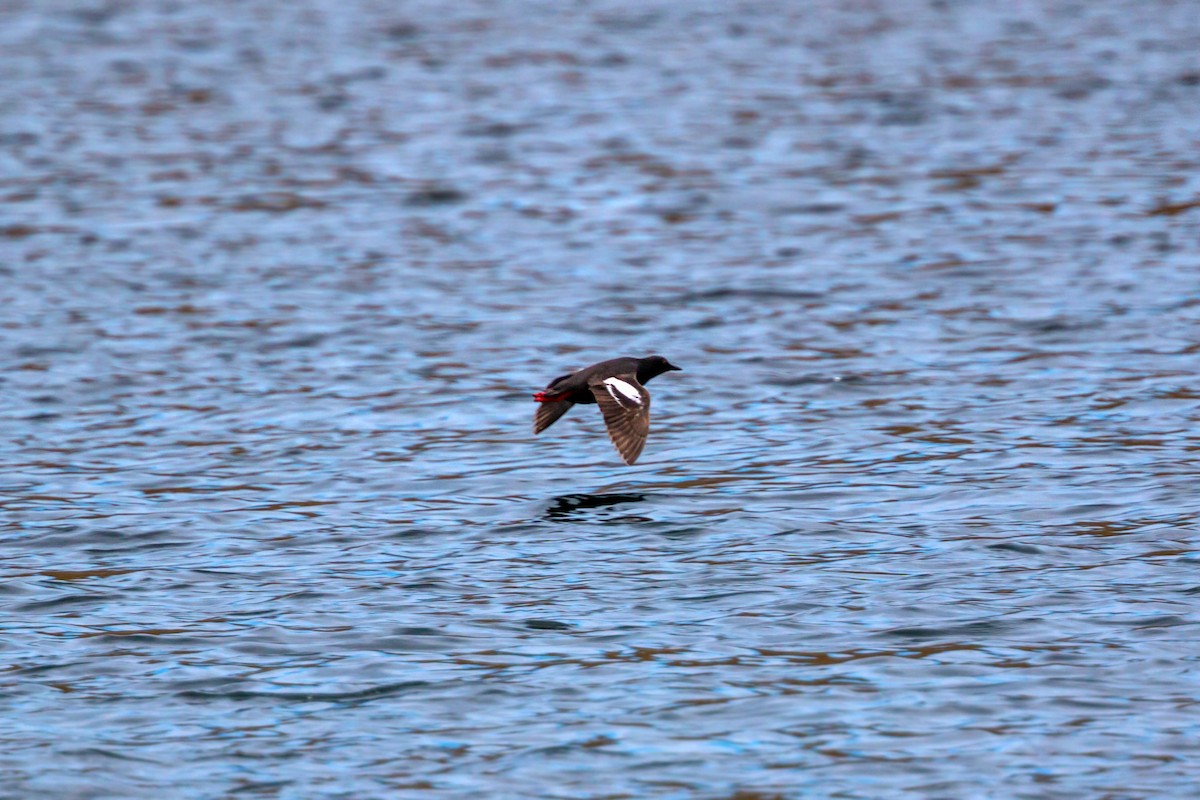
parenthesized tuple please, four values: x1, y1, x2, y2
(4, 0, 1200, 797)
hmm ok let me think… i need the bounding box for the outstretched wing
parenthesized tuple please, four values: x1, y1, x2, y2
(534, 400, 574, 434)
(589, 374, 651, 465)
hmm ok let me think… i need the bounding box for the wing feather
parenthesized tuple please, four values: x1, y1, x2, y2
(534, 400, 574, 434)
(589, 375, 651, 465)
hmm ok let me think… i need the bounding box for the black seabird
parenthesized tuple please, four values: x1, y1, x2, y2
(532, 354, 681, 465)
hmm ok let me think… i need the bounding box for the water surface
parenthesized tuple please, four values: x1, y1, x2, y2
(3, 1, 1200, 797)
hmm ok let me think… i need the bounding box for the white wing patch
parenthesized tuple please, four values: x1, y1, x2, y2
(603, 377, 643, 405)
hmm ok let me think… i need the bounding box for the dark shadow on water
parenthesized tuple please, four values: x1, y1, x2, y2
(544, 493, 647, 521)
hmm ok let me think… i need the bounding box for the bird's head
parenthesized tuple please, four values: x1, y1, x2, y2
(638, 354, 682, 382)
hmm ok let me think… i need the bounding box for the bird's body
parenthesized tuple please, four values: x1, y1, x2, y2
(532, 354, 681, 465)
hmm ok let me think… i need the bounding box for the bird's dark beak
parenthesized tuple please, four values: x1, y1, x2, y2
(667, 362, 682, 371)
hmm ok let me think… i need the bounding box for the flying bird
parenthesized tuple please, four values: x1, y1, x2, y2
(532, 355, 682, 465)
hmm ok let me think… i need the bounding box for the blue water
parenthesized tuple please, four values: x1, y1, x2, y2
(3, 1, 1200, 797)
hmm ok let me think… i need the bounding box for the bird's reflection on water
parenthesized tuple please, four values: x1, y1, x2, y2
(544, 493, 649, 522)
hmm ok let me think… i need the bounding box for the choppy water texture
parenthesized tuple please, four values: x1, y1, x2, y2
(3, 0, 1200, 797)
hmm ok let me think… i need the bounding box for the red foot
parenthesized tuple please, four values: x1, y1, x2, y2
(534, 390, 570, 403)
